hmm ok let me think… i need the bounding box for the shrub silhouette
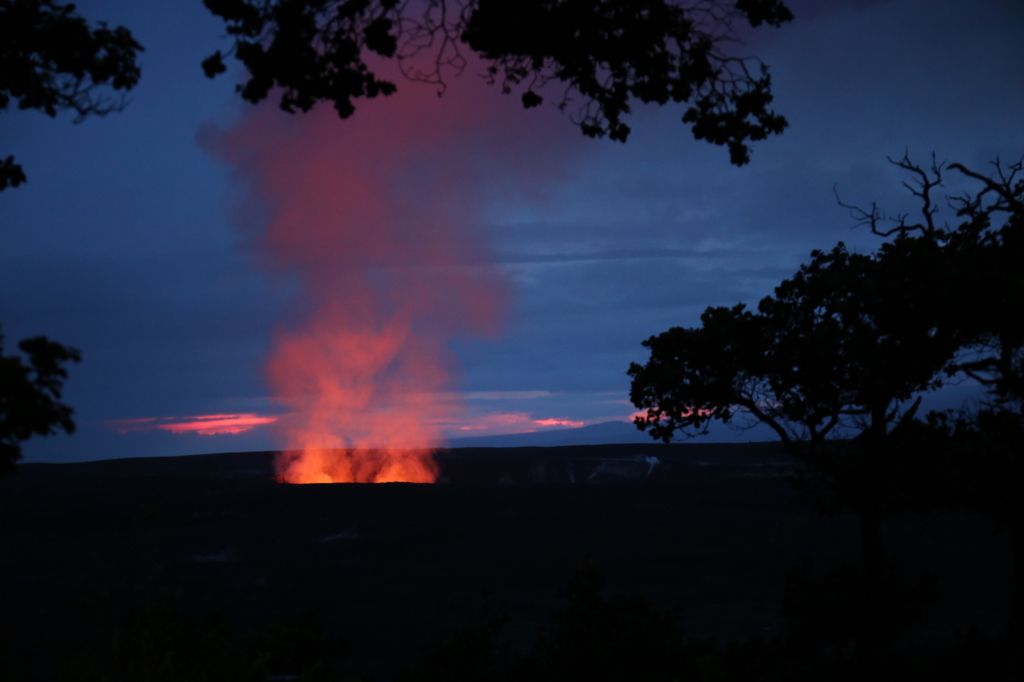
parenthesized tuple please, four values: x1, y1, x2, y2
(0, 497, 352, 682)
(49, 588, 349, 682)
(0, 331, 80, 476)
(781, 555, 938, 660)
(394, 591, 513, 682)
(529, 559, 687, 682)
(398, 558, 689, 682)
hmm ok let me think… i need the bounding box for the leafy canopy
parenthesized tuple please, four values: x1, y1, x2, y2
(629, 155, 1024, 518)
(0, 0, 143, 189)
(0, 330, 80, 476)
(629, 239, 957, 450)
(630, 155, 1024, 450)
(202, 0, 792, 165)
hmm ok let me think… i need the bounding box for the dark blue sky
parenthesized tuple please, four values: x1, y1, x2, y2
(3, 0, 1023, 462)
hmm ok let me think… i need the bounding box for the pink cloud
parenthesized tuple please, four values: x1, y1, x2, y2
(534, 418, 585, 428)
(108, 413, 278, 436)
(443, 412, 586, 437)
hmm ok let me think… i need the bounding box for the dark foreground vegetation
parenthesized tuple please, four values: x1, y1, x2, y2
(629, 154, 1024, 678)
(0, 445, 1017, 681)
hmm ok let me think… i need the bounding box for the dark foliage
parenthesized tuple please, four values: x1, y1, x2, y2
(0, 496, 350, 681)
(52, 596, 348, 682)
(395, 591, 514, 682)
(627, 154, 1024, 674)
(0, 329, 80, 476)
(0, 154, 26, 190)
(626, 249, 951, 669)
(0, 495, 1017, 681)
(917, 407, 1024, 663)
(0, 0, 143, 188)
(629, 235, 956, 442)
(839, 155, 1024, 657)
(398, 559, 691, 682)
(529, 559, 688, 682)
(202, 0, 791, 165)
(0, 1, 131, 468)
(397, 561, 1015, 682)
(628, 238, 958, 520)
(837, 155, 1024, 408)
(781, 555, 938, 658)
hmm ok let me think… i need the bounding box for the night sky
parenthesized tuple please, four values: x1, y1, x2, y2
(3, 0, 1023, 462)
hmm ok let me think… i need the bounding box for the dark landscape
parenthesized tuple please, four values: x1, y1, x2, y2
(0, 443, 1013, 678)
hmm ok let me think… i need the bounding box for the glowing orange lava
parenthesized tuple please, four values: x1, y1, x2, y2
(266, 314, 447, 483)
(274, 448, 437, 484)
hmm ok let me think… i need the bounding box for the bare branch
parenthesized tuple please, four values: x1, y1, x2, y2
(948, 157, 1024, 216)
(836, 152, 953, 239)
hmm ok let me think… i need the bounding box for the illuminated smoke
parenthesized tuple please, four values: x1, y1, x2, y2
(203, 70, 579, 483)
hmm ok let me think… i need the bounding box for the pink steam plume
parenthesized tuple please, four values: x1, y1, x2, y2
(201, 67, 585, 483)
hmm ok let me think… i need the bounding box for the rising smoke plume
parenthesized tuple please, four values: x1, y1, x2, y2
(203, 68, 581, 483)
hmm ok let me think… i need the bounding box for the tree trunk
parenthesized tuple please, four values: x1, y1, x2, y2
(1006, 520, 1024, 676)
(855, 408, 889, 679)
(855, 505, 886, 679)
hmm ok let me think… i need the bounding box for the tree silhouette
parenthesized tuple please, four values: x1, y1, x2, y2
(851, 156, 1024, 665)
(1, 1, 138, 469)
(628, 235, 960, 673)
(837, 155, 1022, 397)
(629, 153, 1024, 672)
(201, 0, 792, 165)
(0, 0, 143, 189)
(0, 329, 80, 476)
(945, 163, 1023, 406)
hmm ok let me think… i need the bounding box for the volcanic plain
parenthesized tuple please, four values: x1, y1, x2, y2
(0, 443, 1012, 676)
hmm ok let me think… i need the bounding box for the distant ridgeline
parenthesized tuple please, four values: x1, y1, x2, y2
(11, 442, 791, 485)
